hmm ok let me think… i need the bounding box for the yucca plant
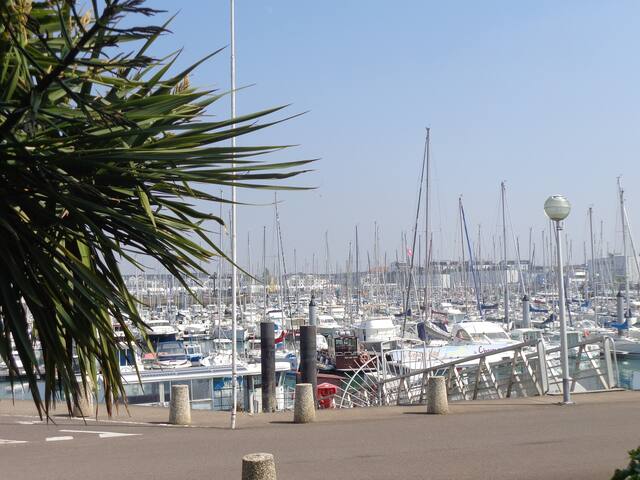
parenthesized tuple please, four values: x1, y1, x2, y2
(0, 0, 311, 417)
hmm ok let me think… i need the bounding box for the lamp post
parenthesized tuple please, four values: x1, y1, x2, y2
(544, 194, 572, 404)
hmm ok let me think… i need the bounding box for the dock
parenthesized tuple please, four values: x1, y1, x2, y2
(1, 391, 639, 479)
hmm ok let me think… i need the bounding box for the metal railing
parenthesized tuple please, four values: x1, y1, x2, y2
(336, 336, 619, 408)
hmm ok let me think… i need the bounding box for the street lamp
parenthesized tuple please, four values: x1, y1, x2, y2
(544, 194, 572, 404)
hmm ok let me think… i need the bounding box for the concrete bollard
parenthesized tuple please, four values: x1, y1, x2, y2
(426, 376, 449, 415)
(293, 383, 316, 423)
(169, 384, 191, 425)
(242, 453, 277, 480)
(72, 382, 94, 418)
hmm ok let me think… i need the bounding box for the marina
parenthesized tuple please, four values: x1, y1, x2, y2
(4, 258, 640, 411)
(1, 391, 640, 480)
(3, 1, 640, 479)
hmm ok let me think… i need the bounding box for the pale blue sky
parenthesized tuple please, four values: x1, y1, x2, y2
(138, 1, 640, 273)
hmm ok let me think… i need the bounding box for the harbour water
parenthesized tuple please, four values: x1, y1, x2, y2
(617, 357, 640, 389)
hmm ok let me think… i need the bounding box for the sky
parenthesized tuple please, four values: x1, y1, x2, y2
(131, 1, 640, 274)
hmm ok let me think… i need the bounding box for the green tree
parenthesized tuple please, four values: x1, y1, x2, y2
(612, 447, 640, 480)
(0, 0, 310, 417)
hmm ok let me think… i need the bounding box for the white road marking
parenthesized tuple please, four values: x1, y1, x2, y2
(0, 439, 28, 445)
(59, 429, 141, 439)
(16, 420, 42, 425)
(46, 436, 73, 442)
(1, 413, 171, 427)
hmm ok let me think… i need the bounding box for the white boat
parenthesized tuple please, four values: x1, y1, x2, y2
(185, 342, 203, 365)
(611, 336, 640, 356)
(316, 314, 341, 336)
(388, 321, 518, 370)
(115, 360, 293, 411)
(180, 318, 210, 338)
(212, 324, 249, 341)
(316, 334, 329, 351)
(328, 305, 346, 321)
(354, 315, 398, 344)
(148, 340, 191, 369)
(144, 318, 180, 346)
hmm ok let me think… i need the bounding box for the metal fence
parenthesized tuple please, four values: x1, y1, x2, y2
(336, 335, 619, 408)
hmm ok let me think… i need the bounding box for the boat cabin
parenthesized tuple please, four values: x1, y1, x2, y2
(510, 328, 544, 343)
(326, 330, 373, 372)
(450, 321, 513, 346)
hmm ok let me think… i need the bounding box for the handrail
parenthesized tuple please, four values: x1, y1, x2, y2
(380, 340, 539, 385)
(543, 334, 611, 353)
(336, 335, 619, 408)
(381, 335, 615, 386)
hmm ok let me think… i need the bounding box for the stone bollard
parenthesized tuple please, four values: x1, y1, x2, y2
(72, 381, 94, 418)
(169, 384, 191, 425)
(242, 453, 277, 480)
(426, 376, 449, 414)
(293, 383, 316, 424)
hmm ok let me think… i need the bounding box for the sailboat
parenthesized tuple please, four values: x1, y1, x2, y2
(575, 179, 640, 355)
(608, 178, 640, 354)
(413, 129, 453, 341)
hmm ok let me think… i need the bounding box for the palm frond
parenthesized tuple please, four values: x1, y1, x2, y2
(0, 0, 312, 417)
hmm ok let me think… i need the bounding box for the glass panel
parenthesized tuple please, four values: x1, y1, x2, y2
(191, 379, 211, 401)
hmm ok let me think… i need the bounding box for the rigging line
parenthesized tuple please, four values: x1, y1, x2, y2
(622, 205, 640, 299)
(460, 199, 483, 316)
(274, 195, 293, 331)
(503, 189, 527, 297)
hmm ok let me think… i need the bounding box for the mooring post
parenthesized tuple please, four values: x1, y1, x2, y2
(299, 324, 317, 404)
(522, 295, 530, 329)
(309, 294, 317, 326)
(617, 290, 624, 322)
(617, 290, 625, 336)
(260, 321, 276, 413)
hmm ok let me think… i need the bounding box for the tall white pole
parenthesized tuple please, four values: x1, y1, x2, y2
(555, 220, 571, 404)
(618, 177, 630, 315)
(423, 128, 430, 319)
(230, 0, 238, 430)
(588, 207, 597, 325)
(501, 181, 509, 327)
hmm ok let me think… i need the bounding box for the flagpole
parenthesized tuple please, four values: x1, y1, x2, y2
(230, 0, 238, 430)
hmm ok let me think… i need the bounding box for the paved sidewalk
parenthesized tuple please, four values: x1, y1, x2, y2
(0, 391, 638, 479)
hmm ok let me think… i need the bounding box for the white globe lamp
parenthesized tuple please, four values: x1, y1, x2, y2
(544, 195, 571, 222)
(544, 193, 573, 404)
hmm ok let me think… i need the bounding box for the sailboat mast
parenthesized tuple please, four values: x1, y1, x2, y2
(355, 225, 360, 313)
(459, 198, 482, 315)
(458, 195, 467, 305)
(424, 127, 431, 319)
(247, 232, 252, 306)
(528, 227, 533, 295)
(619, 177, 630, 314)
(501, 181, 509, 326)
(325, 230, 330, 305)
(588, 207, 597, 324)
(623, 206, 640, 304)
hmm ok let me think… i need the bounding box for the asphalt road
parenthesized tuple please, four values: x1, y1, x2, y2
(0, 392, 639, 479)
